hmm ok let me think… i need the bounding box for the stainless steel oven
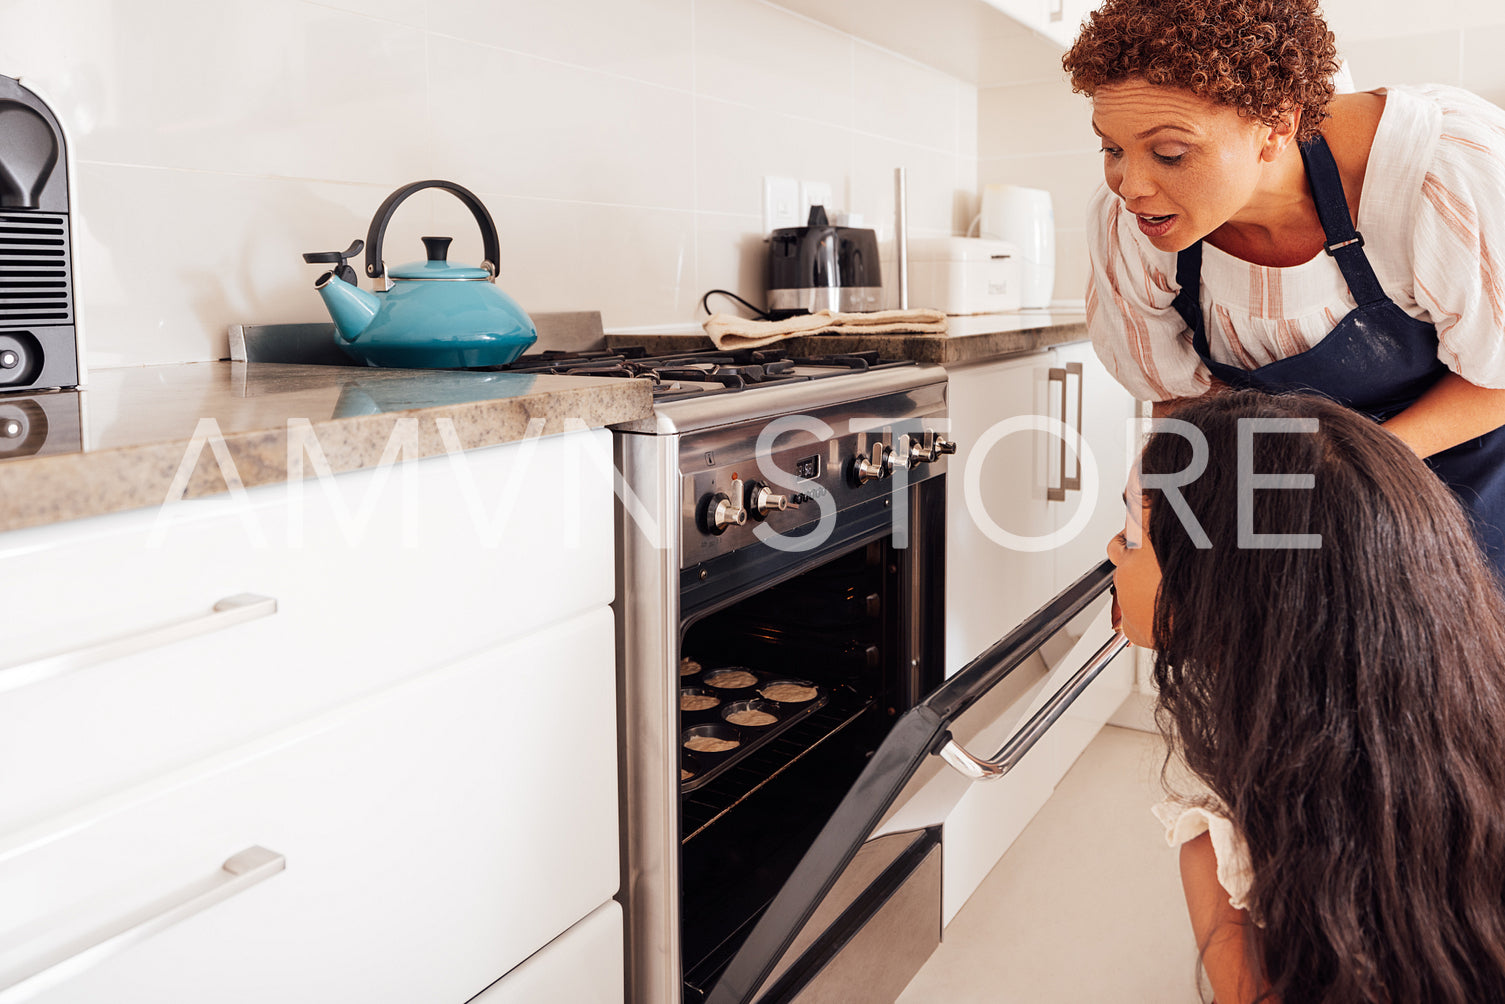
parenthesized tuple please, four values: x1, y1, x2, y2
(612, 350, 1125, 1003)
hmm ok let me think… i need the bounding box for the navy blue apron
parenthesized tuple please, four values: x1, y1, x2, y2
(1170, 135, 1505, 577)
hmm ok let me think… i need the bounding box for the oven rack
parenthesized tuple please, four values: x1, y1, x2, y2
(680, 694, 872, 842)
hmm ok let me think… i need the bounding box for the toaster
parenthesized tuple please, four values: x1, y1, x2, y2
(766, 205, 882, 319)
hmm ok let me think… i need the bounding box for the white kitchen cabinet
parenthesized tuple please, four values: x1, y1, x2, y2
(982, 0, 1096, 47)
(945, 342, 1135, 670)
(0, 429, 614, 833)
(1040, 0, 1098, 47)
(939, 341, 1136, 924)
(943, 349, 1058, 678)
(471, 902, 624, 1004)
(0, 430, 622, 1002)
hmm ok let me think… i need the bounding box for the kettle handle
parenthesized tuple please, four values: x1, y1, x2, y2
(364, 180, 502, 284)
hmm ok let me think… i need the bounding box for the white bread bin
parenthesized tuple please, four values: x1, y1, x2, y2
(907, 237, 1022, 315)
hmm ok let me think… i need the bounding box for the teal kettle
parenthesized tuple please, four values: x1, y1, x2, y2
(306, 180, 537, 368)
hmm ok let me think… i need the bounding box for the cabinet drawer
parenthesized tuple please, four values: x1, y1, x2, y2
(472, 901, 623, 1004)
(0, 429, 613, 831)
(0, 607, 619, 1004)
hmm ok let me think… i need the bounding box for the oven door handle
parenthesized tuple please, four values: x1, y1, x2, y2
(937, 630, 1129, 781)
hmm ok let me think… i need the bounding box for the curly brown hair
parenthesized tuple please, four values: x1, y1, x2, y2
(1062, 0, 1340, 141)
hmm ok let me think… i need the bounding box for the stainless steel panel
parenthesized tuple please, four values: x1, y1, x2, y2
(674, 385, 948, 567)
(755, 831, 921, 997)
(614, 430, 686, 1004)
(766, 286, 885, 315)
(785, 841, 940, 1004)
(613, 367, 947, 436)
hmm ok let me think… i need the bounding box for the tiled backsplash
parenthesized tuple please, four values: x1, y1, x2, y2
(0, 0, 978, 368)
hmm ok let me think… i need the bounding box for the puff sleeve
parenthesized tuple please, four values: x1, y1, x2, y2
(1151, 797, 1255, 912)
(1084, 183, 1214, 402)
(1408, 86, 1505, 388)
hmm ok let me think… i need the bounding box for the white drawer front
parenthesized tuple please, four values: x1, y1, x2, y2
(0, 607, 619, 1004)
(0, 429, 614, 832)
(472, 901, 623, 1004)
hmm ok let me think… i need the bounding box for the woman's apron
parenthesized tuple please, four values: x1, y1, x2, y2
(1170, 135, 1505, 576)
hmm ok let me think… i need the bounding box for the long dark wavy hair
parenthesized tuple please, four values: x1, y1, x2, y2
(1141, 390, 1505, 1003)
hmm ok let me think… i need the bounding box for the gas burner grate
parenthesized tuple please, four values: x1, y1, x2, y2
(486, 344, 917, 399)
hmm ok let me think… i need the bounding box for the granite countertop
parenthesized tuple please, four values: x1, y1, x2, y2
(0, 361, 653, 533)
(604, 311, 1088, 365)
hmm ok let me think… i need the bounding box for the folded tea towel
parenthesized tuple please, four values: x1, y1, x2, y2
(704, 308, 948, 350)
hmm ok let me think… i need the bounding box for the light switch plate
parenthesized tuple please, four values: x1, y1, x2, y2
(763, 176, 800, 233)
(799, 180, 833, 221)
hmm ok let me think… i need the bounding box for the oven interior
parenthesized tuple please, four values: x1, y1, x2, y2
(676, 489, 942, 1001)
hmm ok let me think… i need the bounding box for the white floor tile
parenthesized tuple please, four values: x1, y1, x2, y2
(898, 726, 1204, 1003)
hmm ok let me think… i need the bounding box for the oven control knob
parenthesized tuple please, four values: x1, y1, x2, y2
(851, 445, 890, 485)
(745, 481, 799, 520)
(914, 433, 958, 464)
(697, 476, 747, 535)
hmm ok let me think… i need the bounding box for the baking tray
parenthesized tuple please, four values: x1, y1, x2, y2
(677, 663, 828, 793)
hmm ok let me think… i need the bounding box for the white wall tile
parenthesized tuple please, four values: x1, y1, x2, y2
(695, 99, 853, 218)
(1323, 0, 1463, 43)
(3, 0, 432, 186)
(1343, 32, 1464, 90)
(694, 0, 854, 127)
(432, 197, 701, 329)
(853, 42, 959, 152)
(695, 214, 773, 315)
(426, 35, 696, 210)
(957, 85, 979, 160)
(0, 0, 983, 367)
(975, 26, 1067, 88)
(851, 135, 964, 237)
(1053, 227, 1089, 306)
(74, 165, 392, 366)
(1462, 26, 1505, 105)
(978, 77, 1094, 160)
(1460, 0, 1505, 28)
(307, 0, 428, 28)
(426, 0, 694, 91)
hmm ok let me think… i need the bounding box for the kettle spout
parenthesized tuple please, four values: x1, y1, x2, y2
(314, 271, 381, 343)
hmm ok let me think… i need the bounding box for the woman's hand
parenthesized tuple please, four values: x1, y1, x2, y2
(1381, 371, 1505, 458)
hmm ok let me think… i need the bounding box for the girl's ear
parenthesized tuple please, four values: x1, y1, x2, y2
(1261, 105, 1302, 162)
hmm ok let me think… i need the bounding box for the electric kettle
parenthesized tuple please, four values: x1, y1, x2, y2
(305, 180, 537, 368)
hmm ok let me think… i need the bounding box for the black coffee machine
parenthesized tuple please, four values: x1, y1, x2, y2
(0, 73, 80, 392)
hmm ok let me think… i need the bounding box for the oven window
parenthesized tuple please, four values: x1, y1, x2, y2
(677, 538, 903, 996)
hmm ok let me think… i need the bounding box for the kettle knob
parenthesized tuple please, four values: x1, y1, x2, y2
(420, 236, 452, 262)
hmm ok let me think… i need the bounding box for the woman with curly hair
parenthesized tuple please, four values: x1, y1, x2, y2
(1064, 0, 1505, 578)
(1109, 390, 1505, 1003)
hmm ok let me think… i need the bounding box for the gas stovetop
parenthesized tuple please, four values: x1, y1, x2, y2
(493, 347, 917, 402)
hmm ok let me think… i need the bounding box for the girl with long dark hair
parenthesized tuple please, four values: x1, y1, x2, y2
(1109, 390, 1505, 1003)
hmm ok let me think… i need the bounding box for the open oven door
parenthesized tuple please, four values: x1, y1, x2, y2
(701, 559, 1129, 1004)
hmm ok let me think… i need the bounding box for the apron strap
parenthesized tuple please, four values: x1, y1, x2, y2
(1172, 240, 1211, 354)
(1298, 135, 1387, 306)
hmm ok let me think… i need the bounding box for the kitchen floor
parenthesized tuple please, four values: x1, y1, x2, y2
(896, 725, 1204, 1003)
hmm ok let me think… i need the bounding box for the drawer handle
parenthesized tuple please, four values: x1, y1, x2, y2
(0, 845, 286, 1000)
(0, 594, 277, 696)
(938, 631, 1129, 781)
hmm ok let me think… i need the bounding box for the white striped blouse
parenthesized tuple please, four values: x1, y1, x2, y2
(1085, 84, 1505, 402)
